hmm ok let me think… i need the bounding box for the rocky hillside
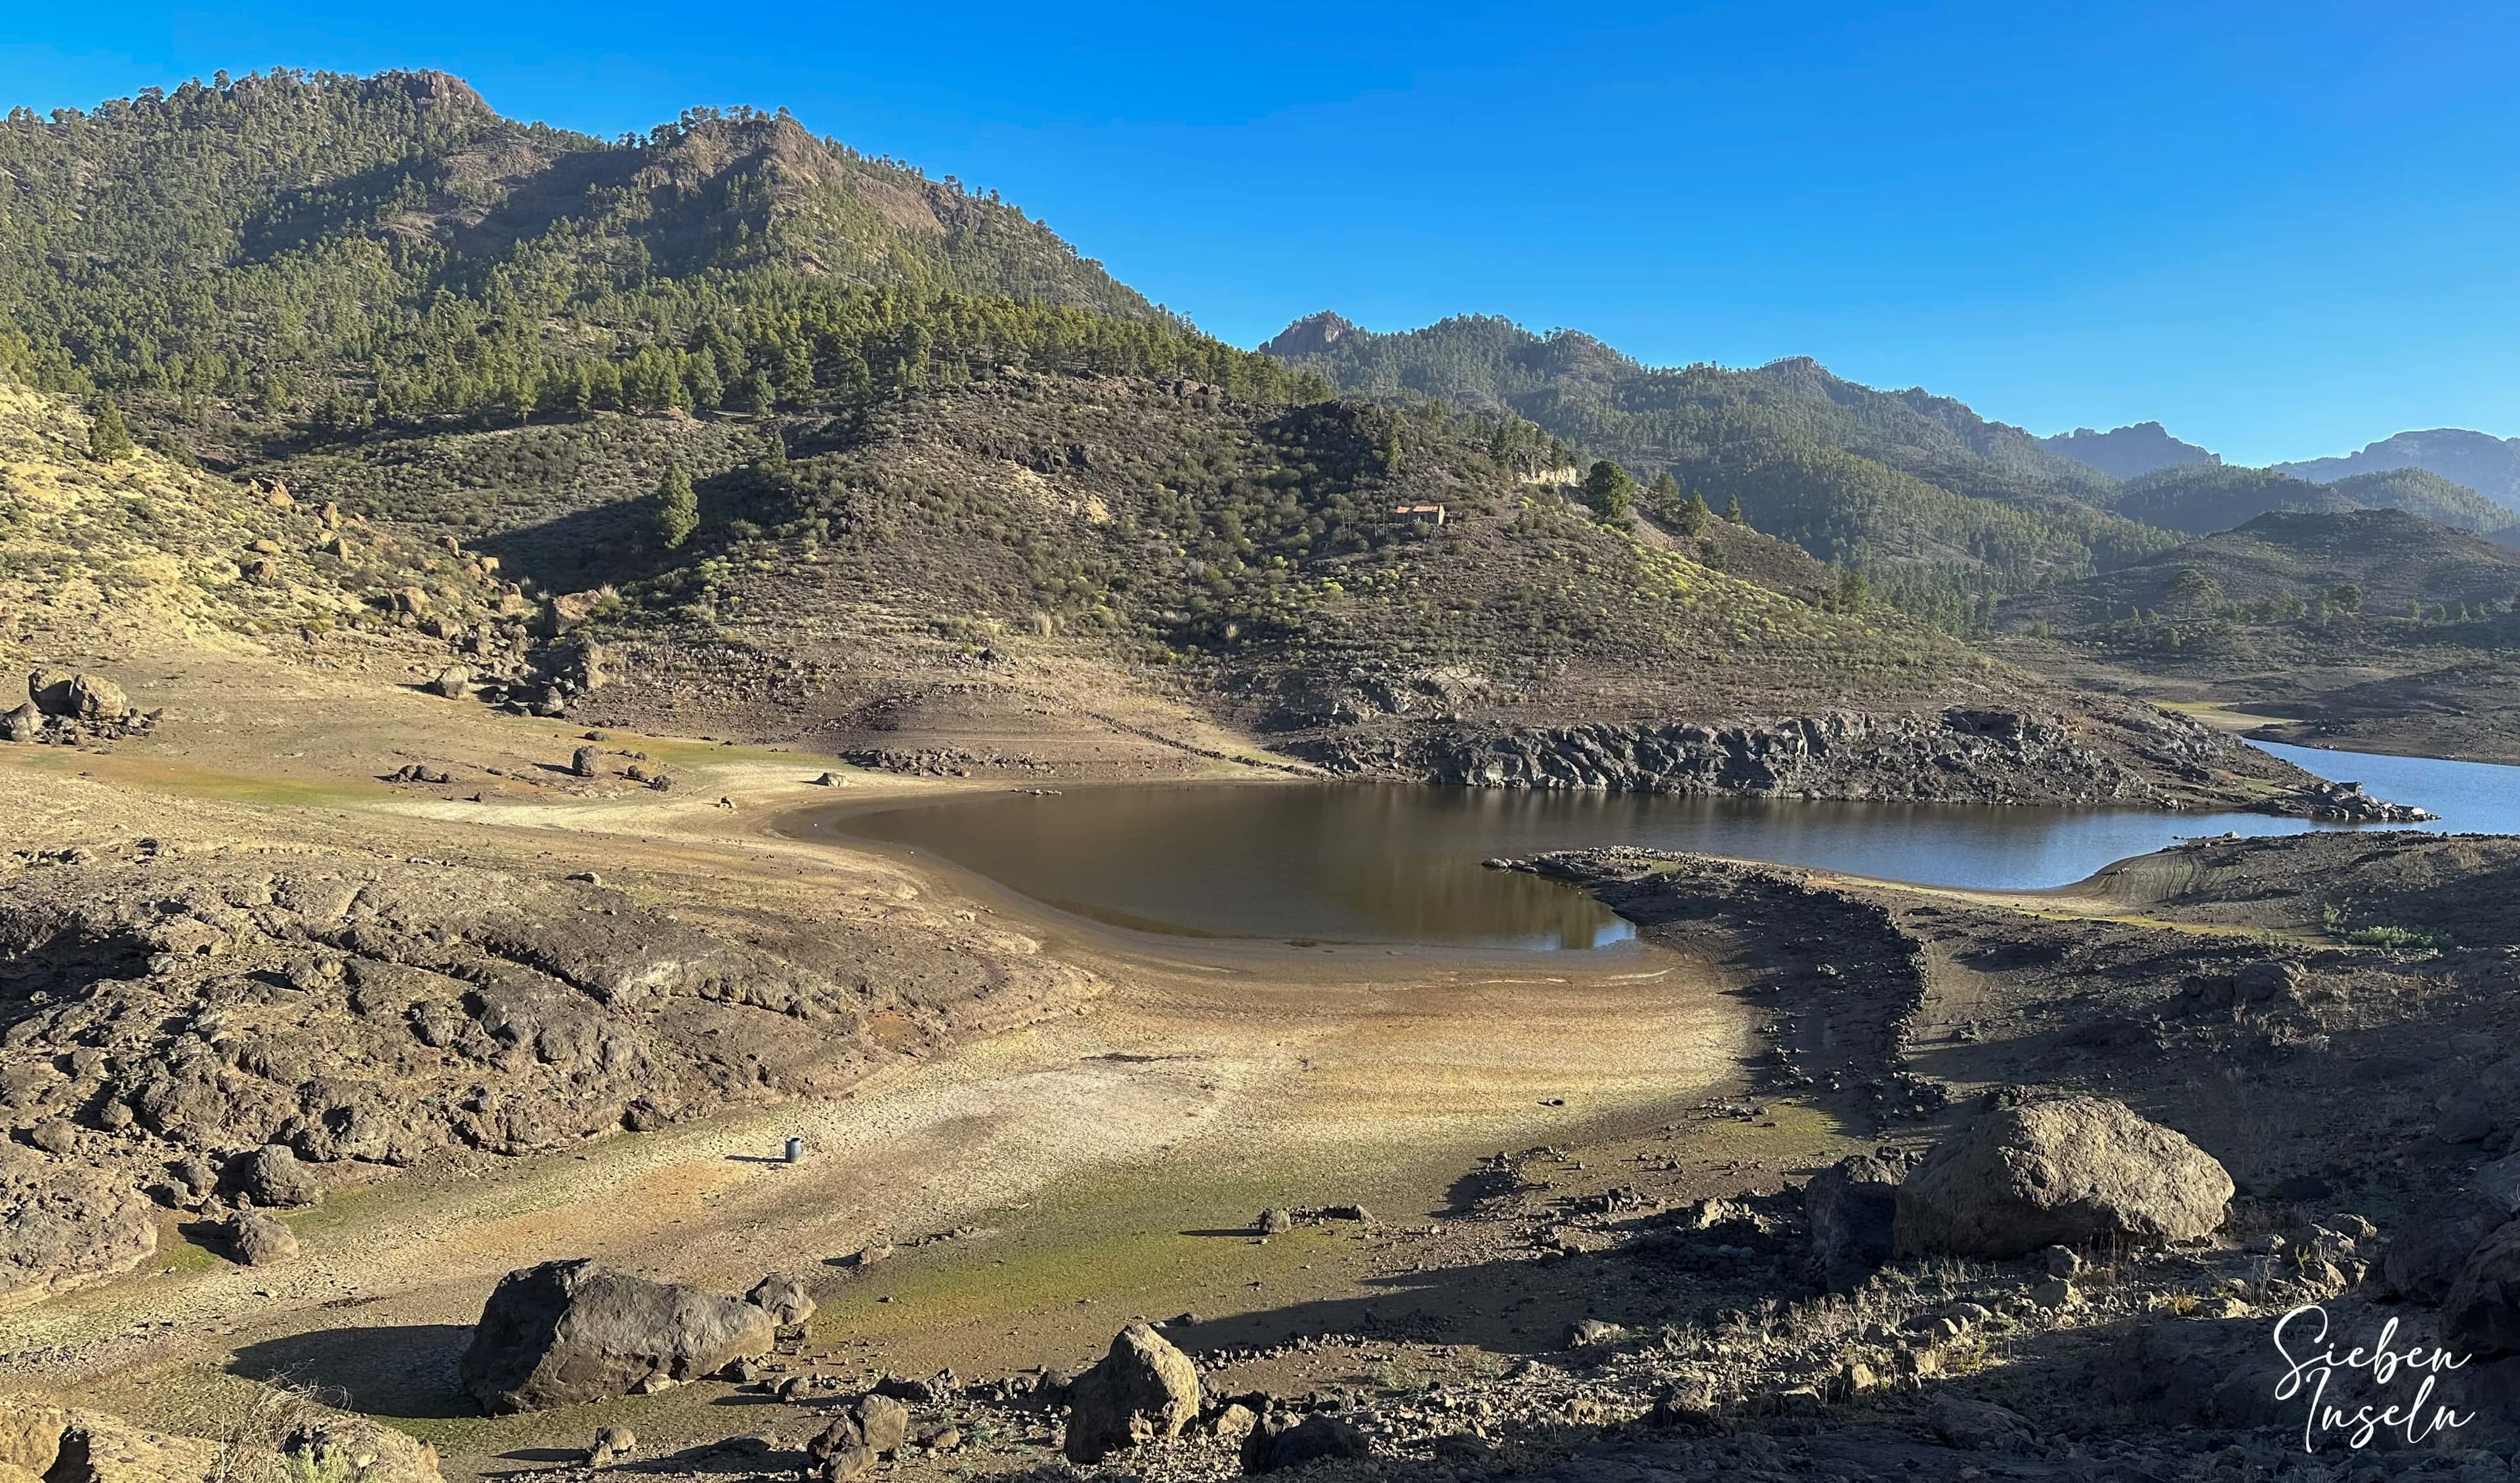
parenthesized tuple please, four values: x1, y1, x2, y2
(1259, 313, 2177, 629)
(244, 363, 2319, 809)
(2034, 420, 2221, 480)
(2277, 427, 2520, 514)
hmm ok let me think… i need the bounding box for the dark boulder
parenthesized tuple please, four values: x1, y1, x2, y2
(459, 1259, 776, 1413)
(1244, 1413, 1370, 1473)
(1803, 1152, 1904, 1290)
(27, 669, 74, 717)
(2446, 1219, 2520, 1355)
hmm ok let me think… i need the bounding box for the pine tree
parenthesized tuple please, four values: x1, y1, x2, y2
(88, 396, 134, 461)
(1722, 495, 1746, 524)
(1676, 491, 1713, 537)
(654, 468, 698, 550)
(1583, 459, 1637, 522)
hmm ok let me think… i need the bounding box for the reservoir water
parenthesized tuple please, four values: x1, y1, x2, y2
(815, 742, 2520, 951)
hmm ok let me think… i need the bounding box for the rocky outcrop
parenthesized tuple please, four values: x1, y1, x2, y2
(1895, 1098, 2231, 1257)
(0, 1399, 439, 1482)
(746, 1272, 816, 1326)
(0, 845, 1088, 1303)
(1062, 1322, 1202, 1463)
(5, 669, 155, 746)
(1303, 704, 2288, 808)
(1244, 1413, 1371, 1473)
(231, 1144, 322, 1207)
(0, 1146, 158, 1306)
(459, 1259, 777, 1413)
(0, 1402, 219, 1482)
(811, 1392, 912, 1466)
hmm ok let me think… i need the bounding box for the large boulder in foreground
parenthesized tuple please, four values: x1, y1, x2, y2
(1062, 1323, 1202, 1463)
(459, 1259, 775, 1413)
(1894, 1097, 2232, 1258)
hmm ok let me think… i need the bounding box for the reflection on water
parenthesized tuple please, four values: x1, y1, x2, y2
(822, 744, 2520, 951)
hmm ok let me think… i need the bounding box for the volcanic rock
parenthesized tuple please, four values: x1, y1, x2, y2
(1062, 1322, 1202, 1463)
(1894, 1097, 2232, 1257)
(459, 1259, 776, 1413)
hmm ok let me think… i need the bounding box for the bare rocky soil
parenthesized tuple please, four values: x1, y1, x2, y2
(51, 828, 2496, 1483)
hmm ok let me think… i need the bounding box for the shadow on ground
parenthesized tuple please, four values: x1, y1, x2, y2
(230, 1324, 474, 1419)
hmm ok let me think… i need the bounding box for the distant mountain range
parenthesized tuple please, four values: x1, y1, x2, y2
(1260, 312, 2518, 627)
(2105, 463, 2513, 538)
(2040, 423, 2520, 518)
(2275, 430, 2520, 515)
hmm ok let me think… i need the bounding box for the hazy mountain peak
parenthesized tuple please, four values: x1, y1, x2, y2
(2036, 422, 2219, 482)
(2275, 428, 2520, 514)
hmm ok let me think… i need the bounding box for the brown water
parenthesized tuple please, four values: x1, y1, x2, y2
(815, 743, 2513, 951)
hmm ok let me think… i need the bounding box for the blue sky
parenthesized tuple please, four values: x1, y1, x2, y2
(9, 1, 2515, 464)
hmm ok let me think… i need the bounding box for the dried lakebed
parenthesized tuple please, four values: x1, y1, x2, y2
(805, 742, 2520, 950)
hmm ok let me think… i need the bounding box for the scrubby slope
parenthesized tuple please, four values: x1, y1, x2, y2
(1988, 509, 2520, 764)
(0, 379, 511, 665)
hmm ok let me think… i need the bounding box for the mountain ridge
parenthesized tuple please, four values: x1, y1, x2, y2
(2275, 427, 2520, 514)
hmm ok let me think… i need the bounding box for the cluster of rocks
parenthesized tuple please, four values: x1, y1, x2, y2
(1, 668, 156, 746)
(1272, 662, 1488, 728)
(2256, 774, 2437, 822)
(409, 625, 614, 720)
(841, 745, 1051, 778)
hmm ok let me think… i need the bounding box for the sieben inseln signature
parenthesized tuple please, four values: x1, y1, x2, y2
(2272, 1303, 2474, 1452)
